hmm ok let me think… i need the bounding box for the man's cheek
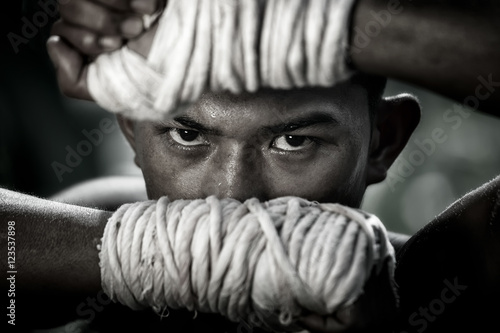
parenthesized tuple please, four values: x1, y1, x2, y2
(140, 159, 176, 199)
(152, 168, 209, 200)
(300, 164, 361, 203)
(267, 167, 339, 201)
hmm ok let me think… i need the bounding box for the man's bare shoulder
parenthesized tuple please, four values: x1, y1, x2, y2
(394, 175, 500, 332)
(49, 176, 148, 211)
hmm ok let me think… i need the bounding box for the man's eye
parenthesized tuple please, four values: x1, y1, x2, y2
(272, 135, 314, 151)
(169, 128, 207, 146)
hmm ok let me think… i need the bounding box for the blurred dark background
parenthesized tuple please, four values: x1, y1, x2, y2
(1, 1, 499, 235)
(1, 1, 139, 196)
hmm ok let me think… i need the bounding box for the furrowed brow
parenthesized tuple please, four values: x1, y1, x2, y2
(171, 115, 223, 135)
(264, 112, 339, 134)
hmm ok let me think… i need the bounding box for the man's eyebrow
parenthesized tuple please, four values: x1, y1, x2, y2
(170, 115, 223, 135)
(264, 112, 339, 134)
(166, 112, 338, 135)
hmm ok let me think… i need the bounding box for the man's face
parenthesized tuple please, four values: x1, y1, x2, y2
(129, 82, 374, 207)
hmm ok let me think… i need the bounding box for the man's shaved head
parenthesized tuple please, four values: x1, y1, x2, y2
(350, 73, 388, 120)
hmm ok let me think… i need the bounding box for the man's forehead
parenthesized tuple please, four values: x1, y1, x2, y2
(185, 84, 368, 128)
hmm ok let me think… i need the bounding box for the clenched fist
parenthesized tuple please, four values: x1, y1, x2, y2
(47, 0, 165, 100)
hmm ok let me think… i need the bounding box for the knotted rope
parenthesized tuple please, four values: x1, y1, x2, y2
(98, 196, 396, 330)
(87, 0, 357, 121)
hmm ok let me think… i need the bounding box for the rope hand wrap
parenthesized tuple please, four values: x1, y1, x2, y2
(87, 0, 357, 121)
(98, 196, 396, 330)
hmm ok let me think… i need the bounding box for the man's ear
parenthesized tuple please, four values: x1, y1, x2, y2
(116, 115, 140, 167)
(366, 93, 421, 185)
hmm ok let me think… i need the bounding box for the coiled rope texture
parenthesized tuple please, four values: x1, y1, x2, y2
(87, 0, 357, 121)
(99, 196, 396, 330)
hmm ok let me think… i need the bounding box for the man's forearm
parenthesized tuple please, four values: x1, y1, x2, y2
(0, 188, 112, 328)
(0, 188, 110, 294)
(351, 0, 500, 116)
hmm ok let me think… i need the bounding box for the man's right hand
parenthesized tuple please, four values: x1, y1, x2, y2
(47, 0, 165, 100)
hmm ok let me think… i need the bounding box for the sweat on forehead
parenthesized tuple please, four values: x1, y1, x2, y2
(175, 81, 372, 128)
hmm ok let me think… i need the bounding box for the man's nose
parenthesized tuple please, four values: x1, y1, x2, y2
(203, 143, 267, 202)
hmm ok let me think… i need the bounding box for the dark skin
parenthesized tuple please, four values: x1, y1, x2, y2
(0, 86, 418, 332)
(119, 87, 418, 207)
(2, 0, 500, 332)
(0, 87, 415, 332)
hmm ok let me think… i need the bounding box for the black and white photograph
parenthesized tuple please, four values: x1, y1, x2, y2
(2, 1, 500, 332)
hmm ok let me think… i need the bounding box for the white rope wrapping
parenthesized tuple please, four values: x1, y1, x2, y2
(98, 196, 396, 330)
(87, 0, 357, 121)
